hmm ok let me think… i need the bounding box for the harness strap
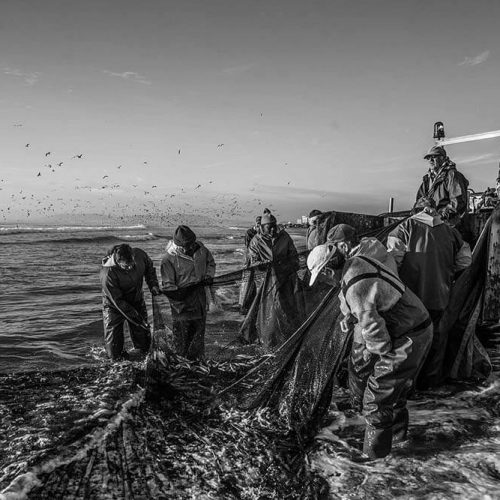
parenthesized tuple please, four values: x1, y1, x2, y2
(342, 256, 406, 297)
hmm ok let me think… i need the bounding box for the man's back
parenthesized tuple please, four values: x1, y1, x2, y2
(388, 212, 462, 310)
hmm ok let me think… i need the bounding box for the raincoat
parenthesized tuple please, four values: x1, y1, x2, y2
(160, 240, 215, 360)
(387, 210, 472, 387)
(100, 248, 159, 359)
(340, 255, 432, 458)
(416, 160, 469, 218)
(240, 229, 305, 349)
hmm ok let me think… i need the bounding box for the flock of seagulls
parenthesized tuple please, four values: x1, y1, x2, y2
(1, 122, 286, 223)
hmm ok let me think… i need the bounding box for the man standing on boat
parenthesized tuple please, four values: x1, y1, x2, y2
(100, 243, 160, 361)
(416, 145, 469, 222)
(160, 225, 215, 360)
(307, 238, 432, 459)
(387, 197, 472, 388)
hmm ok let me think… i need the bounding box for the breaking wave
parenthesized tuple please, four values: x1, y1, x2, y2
(0, 224, 146, 235)
(0, 233, 163, 246)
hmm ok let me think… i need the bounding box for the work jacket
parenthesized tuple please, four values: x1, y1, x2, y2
(416, 160, 469, 217)
(339, 255, 429, 357)
(100, 248, 159, 322)
(160, 241, 216, 318)
(387, 210, 471, 311)
(306, 225, 320, 250)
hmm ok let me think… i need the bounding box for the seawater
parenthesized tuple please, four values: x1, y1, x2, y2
(0, 223, 299, 374)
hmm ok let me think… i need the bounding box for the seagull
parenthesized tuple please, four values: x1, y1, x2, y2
(143, 161, 148, 165)
(103, 175, 108, 179)
(73, 154, 83, 159)
(37, 172, 41, 177)
(217, 144, 224, 148)
(57, 162, 63, 167)
(178, 149, 181, 155)
(117, 165, 122, 169)
(25, 144, 30, 148)
(45, 152, 51, 157)
(195, 184, 201, 189)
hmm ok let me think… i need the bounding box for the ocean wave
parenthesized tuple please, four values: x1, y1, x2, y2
(0, 224, 146, 235)
(0, 233, 163, 246)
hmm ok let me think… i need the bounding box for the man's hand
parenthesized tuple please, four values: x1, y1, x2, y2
(201, 276, 214, 286)
(151, 286, 161, 296)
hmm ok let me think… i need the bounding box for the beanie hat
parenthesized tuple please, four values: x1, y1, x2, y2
(173, 225, 196, 246)
(255, 216, 262, 224)
(327, 224, 356, 244)
(307, 243, 338, 286)
(261, 214, 277, 225)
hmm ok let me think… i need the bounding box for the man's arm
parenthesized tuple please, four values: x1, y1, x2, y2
(142, 251, 160, 292)
(445, 170, 468, 216)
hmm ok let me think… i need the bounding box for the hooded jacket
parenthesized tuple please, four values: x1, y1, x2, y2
(100, 247, 159, 322)
(248, 229, 300, 280)
(416, 160, 469, 217)
(387, 209, 471, 310)
(351, 237, 398, 275)
(160, 240, 215, 291)
(339, 255, 429, 357)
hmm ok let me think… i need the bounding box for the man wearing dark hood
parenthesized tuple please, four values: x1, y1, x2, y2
(416, 145, 469, 222)
(160, 225, 215, 360)
(308, 233, 432, 459)
(100, 243, 160, 361)
(241, 213, 304, 348)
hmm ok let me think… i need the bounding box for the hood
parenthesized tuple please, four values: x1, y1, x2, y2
(166, 240, 203, 259)
(411, 209, 444, 227)
(102, 253, 117, 267)
(351, 237, 389, 262)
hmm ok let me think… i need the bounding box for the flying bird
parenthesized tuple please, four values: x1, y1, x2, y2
(57, 162, 63, 167)
(25, 144, 30, 148)
(73, 154, 83, 159)
(217, 144, 224, 148)
(103, 175, 108, 179)
(37, 172, 41, 177)
(45, 152, 51, 157)
(178, 149, 181, 155)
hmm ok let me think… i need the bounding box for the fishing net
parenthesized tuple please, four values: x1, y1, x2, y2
(146, 211, 493, 435)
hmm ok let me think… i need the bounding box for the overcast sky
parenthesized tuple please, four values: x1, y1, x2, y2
(1, 0, 500, 224)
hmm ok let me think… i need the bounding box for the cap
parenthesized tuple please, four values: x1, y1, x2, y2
(424, 145, 447, 159)
(261, 214, 277, 225)
(255, 216, 262, 223)
(308, 209, 322, 218)
(327, 224, 356, 244)
(173, 225, 196, 246)
(307, 243, 337, 286)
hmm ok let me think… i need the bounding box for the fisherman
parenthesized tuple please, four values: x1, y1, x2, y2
(241, 213, 304, 348)
(160, 225, 215, 360)
(416, 145, 469, 222)
(306, 209, 323, 250)
(100, 243, 160, 361)
(308, 236, 432, 459)
(387, 196, 472, 388)
(326, 223, 398, 274)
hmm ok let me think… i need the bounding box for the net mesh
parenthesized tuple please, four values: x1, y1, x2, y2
(145, 212, 492, 434)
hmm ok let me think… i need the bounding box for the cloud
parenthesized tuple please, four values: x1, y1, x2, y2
(3, 67, 41, 85)
(455, 153, 496, 165)
(103, 70, 151, 85)
(222, 63, 254, 75)
(459, 50, 490, 67)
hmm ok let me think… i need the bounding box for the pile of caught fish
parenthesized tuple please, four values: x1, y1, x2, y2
(0, 350, 327, 499)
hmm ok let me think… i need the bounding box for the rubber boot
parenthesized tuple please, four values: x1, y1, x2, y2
(363, 424, 393, 459)
(392, 408, 409, 444)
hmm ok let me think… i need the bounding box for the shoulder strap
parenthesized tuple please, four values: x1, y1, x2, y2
(342, 255, 405, 297)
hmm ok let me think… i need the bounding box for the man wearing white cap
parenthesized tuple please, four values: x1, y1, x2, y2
(307, 237, 432, 459)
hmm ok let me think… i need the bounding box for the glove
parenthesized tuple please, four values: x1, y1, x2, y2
(439, 206, 454, 220)
(151, 286, 161, 296)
